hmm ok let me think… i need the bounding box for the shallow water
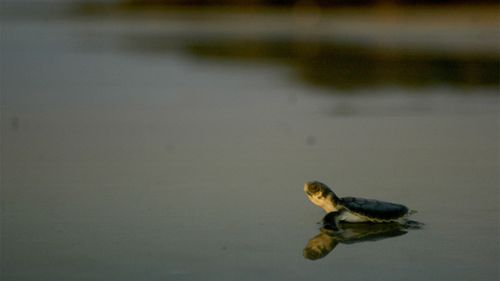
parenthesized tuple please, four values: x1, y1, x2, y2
(1, 13, 499, 281)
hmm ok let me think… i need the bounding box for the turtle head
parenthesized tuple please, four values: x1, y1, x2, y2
(304, 181, 340, 213)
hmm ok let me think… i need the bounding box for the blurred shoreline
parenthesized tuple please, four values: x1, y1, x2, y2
(85, 4, 500, 58)
(2, 2, 498, 57)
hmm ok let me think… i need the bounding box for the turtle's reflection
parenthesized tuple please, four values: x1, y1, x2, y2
(303, 222, 412, 260)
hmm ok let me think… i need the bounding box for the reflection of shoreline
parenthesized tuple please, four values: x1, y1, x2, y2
(121, 35, 499, 90)
(303, 222, 420, 260)
(182, 39, 499, 90)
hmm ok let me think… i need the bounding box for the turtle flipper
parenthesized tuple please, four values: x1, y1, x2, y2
(322, 211, 341, 231)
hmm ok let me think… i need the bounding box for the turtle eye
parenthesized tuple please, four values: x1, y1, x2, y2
(308, 183, 320, 193)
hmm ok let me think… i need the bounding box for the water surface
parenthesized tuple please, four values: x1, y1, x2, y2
(1, 12, 499, 281)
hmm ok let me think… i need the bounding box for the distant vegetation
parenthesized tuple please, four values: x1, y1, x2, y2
(121, 0, 499, 7)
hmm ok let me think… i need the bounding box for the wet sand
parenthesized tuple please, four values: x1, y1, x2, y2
(1, 9, 499, 281)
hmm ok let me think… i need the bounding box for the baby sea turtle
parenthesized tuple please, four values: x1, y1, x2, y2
(304, 181, 411, 224)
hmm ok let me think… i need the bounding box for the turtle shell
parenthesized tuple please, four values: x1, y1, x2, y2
(340, 197, 409, 220)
